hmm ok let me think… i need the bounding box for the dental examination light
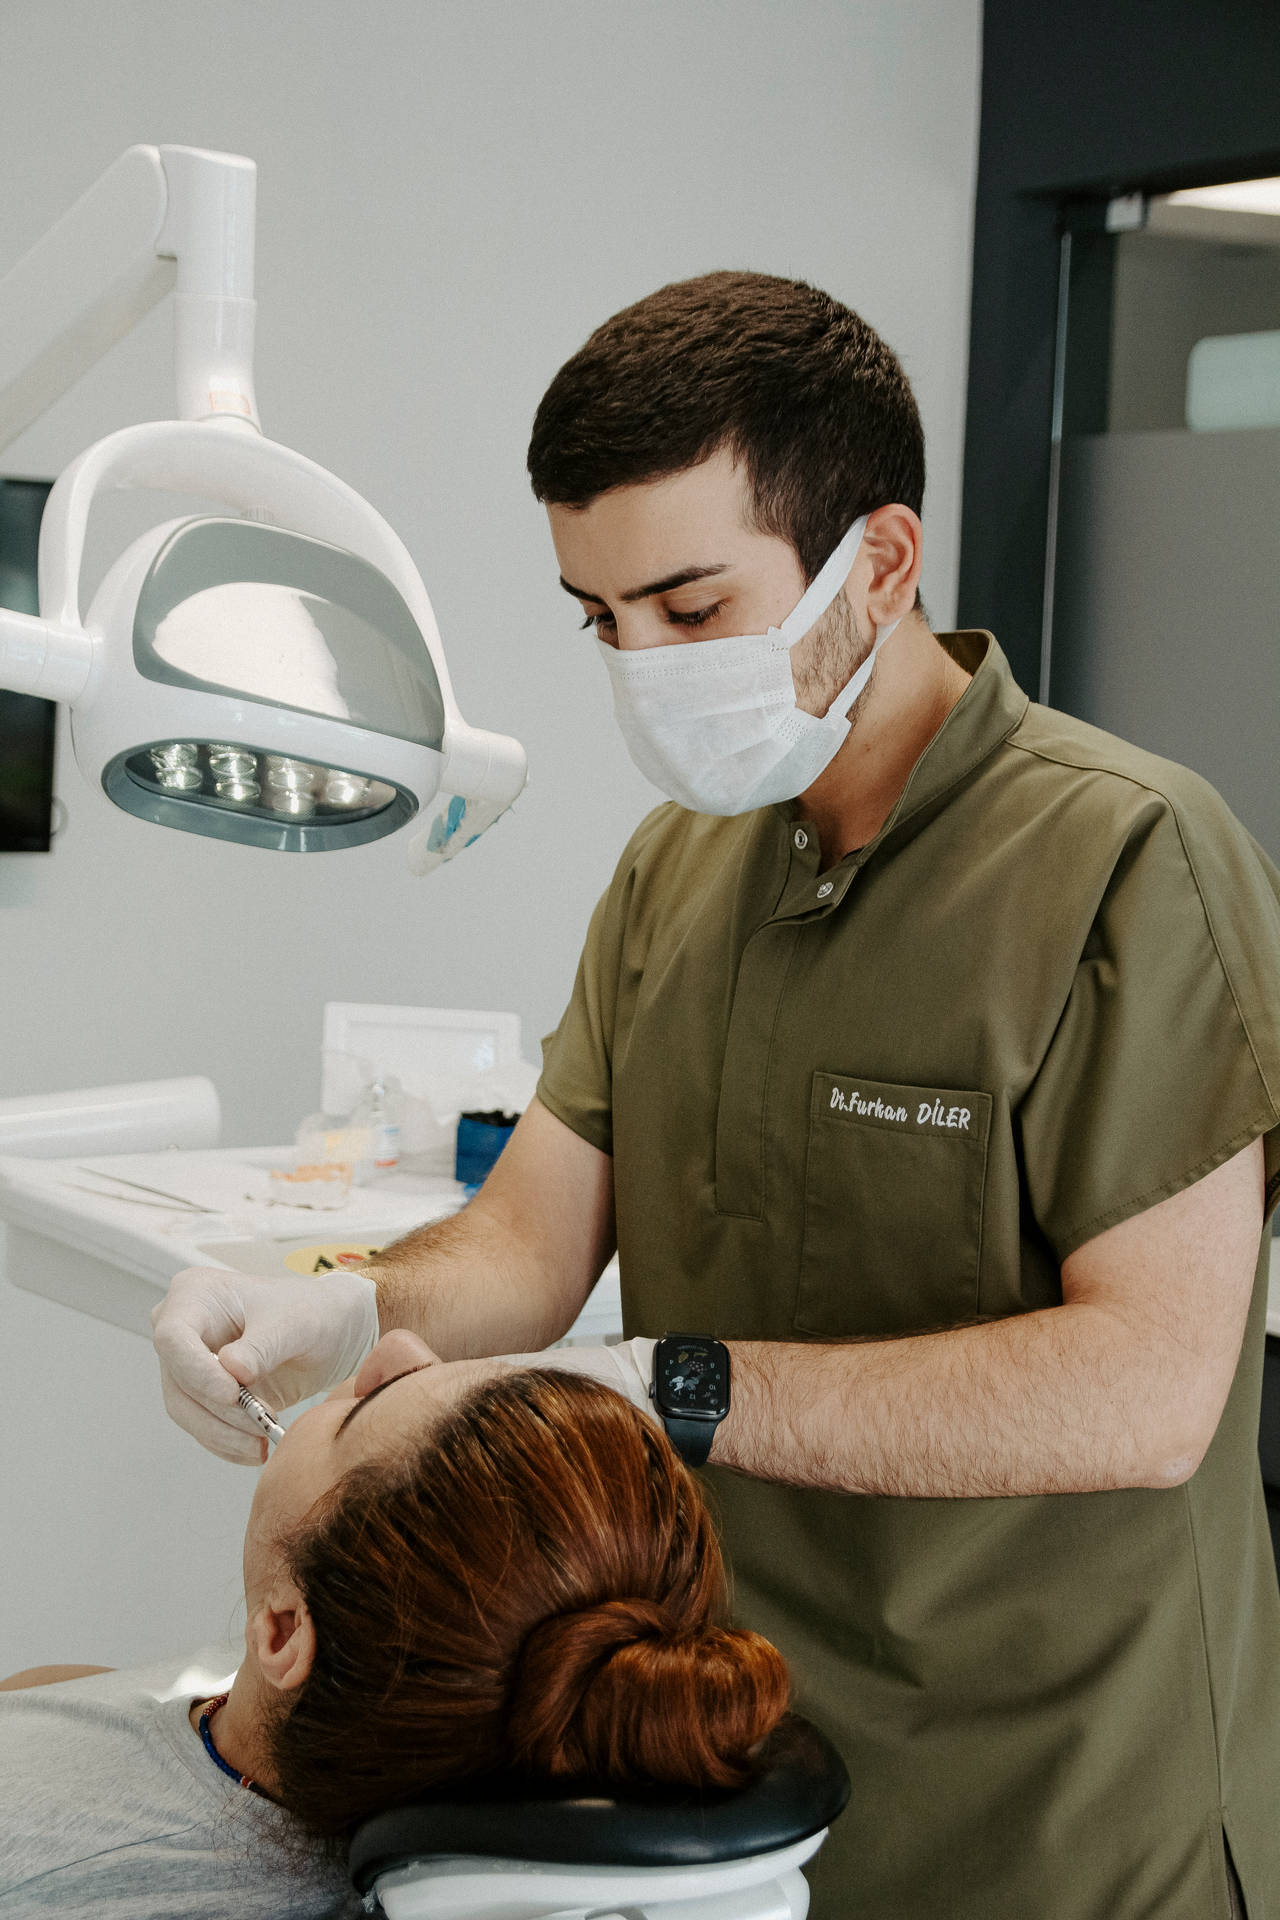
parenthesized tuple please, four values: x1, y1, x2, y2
(0, 146, 525, 865)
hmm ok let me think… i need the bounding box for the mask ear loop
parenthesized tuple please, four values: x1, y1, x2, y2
(825, 611, 903, 720)
(768, 514, 872, 646)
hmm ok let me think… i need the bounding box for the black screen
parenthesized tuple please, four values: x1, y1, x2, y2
(0, 479, 55, 853)
(658, 1339, 729, 1416)
(0, 690, 56, 851)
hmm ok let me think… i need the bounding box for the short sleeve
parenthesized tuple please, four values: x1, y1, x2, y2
(537, 805, 677, 1157)
(536, 882, 618, 1157)
(1019, 785, 1280, 1260)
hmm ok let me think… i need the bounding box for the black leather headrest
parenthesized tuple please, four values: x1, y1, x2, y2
(348, 1713, 850, 1894)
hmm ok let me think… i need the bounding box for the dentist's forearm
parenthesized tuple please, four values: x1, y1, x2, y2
(366, 1097, 617, 1360)
(712, 1151, 1260, 1497)
(713, 1306, 1206, 1498)
(366, 1203, 581, 1359)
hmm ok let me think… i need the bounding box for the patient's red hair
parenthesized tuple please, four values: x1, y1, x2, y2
(268, 1370, 789, 1837)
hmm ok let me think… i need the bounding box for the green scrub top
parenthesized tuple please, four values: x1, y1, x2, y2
(537, 633, 1280, 1920)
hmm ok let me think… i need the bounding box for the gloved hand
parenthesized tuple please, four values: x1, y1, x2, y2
(502, 1338, 657, 1419)
(151, 1266, 380, 1464)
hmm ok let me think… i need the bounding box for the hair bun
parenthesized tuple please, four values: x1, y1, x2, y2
(507, 1600, 788, 1789)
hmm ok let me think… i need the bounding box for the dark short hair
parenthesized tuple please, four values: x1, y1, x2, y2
(527, 269, 925, 584)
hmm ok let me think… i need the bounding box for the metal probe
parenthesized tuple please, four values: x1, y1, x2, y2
(238, 1387, 285, 1446)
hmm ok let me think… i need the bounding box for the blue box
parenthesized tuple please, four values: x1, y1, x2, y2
(455, 1110, 519, 1190)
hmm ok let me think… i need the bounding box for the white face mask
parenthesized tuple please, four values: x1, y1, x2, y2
(596, 515, 901, 815)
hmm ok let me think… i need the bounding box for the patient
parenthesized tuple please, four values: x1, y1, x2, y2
(0, 1335, 788, 1918)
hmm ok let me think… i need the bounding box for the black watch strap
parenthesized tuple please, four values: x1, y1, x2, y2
(661, 1414, 718, 1467)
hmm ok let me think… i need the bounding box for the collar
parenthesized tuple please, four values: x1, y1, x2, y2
(882, 629, 1028, 833)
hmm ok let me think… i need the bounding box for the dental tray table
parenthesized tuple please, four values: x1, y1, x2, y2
(0, 1145, 623, 1344)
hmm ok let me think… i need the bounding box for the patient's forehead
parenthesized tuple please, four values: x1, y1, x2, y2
(245, 1351, 498, 1596)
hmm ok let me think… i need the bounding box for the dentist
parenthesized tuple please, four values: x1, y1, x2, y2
(155, 271, 1280, 1920)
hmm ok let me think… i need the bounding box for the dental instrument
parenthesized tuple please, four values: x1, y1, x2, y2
(0, 145, 525, 868)
(58, 1181, 215, 1214)
(72, 1168, 218, 1211)
(237, 1387, 285, 1446)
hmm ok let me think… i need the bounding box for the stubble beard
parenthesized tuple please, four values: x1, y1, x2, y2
(791, 593, 874, 728)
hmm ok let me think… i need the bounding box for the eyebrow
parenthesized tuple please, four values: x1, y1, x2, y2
(558, 564, 729, 606)
(335, 1370, 418, 1440)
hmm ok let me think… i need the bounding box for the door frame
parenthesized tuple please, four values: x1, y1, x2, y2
(957, 0, 1280, 693)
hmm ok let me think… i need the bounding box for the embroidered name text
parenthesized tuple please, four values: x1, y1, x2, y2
(829, 1088, 909, 1122)
(828, 1087, 973, 1132)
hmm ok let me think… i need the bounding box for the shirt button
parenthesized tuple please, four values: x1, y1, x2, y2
(817, 880, 834, 898)
(793, 828, 808, 850)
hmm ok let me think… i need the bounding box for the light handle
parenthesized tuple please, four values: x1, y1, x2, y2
(0, 605, 92, 702)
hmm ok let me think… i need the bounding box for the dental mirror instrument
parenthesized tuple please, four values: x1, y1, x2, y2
(59, 1180, 213, 1213)
(72, 1166, 218, 1211)
(238, 1388, 285, 1446)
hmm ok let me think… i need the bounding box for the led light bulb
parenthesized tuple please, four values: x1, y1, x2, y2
(207, 744, 261, 802)
(149, 743, 202, 791)
(320, 769, 371, 809)
(264, 755, 318, 816)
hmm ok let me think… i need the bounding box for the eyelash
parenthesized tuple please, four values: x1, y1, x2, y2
(579, 603, 724, 634)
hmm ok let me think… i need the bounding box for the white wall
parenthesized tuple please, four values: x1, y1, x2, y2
(0, 0, 981, 1670)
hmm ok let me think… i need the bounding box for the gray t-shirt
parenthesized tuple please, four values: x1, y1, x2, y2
(0, 1646, 359, 1917)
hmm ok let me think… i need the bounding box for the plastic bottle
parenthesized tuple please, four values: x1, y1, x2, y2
(351, 1076, 401, 1178)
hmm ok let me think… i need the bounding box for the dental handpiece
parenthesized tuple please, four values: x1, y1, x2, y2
(238, 1387, 285, 1446)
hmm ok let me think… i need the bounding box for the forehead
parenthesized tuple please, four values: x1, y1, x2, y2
(546, 447, 764, 593)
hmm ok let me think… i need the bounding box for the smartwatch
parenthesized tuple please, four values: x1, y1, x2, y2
(650, 1334, 731, 1467)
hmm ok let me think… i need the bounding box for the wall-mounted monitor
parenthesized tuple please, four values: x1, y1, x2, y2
(0, 478, 56, 853)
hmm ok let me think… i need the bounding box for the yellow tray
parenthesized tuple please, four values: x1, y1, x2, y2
(283, 1242, 384, 1276)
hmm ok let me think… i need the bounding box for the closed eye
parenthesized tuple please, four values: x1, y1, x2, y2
(579, 603, 724, 635)
(334, 1369, 421, 1439)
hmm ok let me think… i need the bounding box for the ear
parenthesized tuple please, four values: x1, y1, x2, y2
(859, 504, 923, 625)
(247, 1578, 317, 1695)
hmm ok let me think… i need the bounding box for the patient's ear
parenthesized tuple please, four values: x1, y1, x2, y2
(248, 1578, 316, 1694)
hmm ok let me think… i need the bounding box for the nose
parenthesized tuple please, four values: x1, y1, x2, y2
(351, 1328, 440, 1399)
(611, 613, 663, 652)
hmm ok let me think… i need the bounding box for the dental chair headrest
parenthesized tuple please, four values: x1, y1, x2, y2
(348, 1712, 850, 1896)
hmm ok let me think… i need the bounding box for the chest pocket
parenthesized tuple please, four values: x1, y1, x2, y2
(795, 1071, 993, 1338)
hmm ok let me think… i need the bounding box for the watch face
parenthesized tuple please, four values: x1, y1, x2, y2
(657, 1338, 729, 1418)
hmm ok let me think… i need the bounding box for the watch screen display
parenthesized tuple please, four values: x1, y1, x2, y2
(659, 1340, 729, 1416)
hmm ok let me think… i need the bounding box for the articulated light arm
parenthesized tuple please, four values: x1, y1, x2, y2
(0, 145, 260, 700)
(0, 143, 259, 455)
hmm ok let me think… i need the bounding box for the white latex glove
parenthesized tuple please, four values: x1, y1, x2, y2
(501, 1338, 657, 1418)
(151, 1266, 380, 1465)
